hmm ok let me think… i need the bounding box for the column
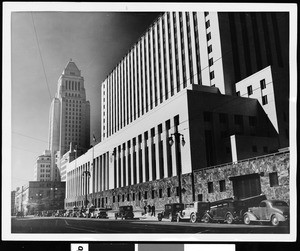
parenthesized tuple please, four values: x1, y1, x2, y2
(164, 13, 172, 98)
(155, 125, 162, 179)
(182, 12, 191, 87)
(158, 18, 166, 102)
(131, 138, 136, 184)
(170, 119, 178, 176)
(175, 12, 184, 91)
(148, 129, 153, 181)
(162, 123, 169, 178)
(142, 133, 147, 182)
(189, 11, 199, 85)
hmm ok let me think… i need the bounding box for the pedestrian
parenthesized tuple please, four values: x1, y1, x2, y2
(147, 204, 151, 214)
(151, 205, 155, 216)
(144, 205, 147, 215)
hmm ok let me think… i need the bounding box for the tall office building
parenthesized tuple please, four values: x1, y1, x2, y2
(100, 12, 289, 148)
(65, 12, 290, 209)
(48, 60, 91, 179)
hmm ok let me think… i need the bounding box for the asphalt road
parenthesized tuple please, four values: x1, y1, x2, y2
(11, 216, 289, 234)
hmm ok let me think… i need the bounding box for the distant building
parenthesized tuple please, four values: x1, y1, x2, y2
(14, 181, 66, 215)
(48, 60, 91, 179)
(33, 150, 54, 181)
(11, 190, 16, 216)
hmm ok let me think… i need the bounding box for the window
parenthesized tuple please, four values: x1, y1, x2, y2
(132, 193, 135, 201)
(176, 187, 179, 196)
(209, 71, 215, 80)
(208, 182, 214, 193)
(207, 45, 212, 53)
(205, 20, 210, 28)
(207, 32, 211, 41)
(203, 111, 212, 122)
(247, 85, 253, 95)
(260, 79, 266, 89)
(151, 190, 155, 199)
(269, 172, 279, 187)
(197, 194, 203, 201)
(144, 191, 148, 200)
(219, 113, 228, 123)
(262, 95, 268, 105)
(167, 187, 171, 197)
(234, 115, 243, 125)
(219, 180, 226, 192)
(249, 116, 257, 126)
(209, 58, 213, 66)
(127, 194, 130, 201)
(159, 189, 162, 198)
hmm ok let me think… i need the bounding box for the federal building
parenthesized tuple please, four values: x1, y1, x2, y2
(64, 12, 290, 210)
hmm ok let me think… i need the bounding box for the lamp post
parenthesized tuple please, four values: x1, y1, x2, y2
(82, 169, 91, 209)
(168, 132, 185, 204)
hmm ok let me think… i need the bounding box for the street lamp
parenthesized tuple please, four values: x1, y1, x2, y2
(82, 169, 91, 209)
(168, 132, 185, 203)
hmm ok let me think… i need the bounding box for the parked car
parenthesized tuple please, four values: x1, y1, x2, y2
(76, 209, 86, 218)
(64, 209, 73, 217)
(202, 198, 248, 224)
(55, 209, 66, 217)
(115, 206, 134, 220)
(243, 200, 289, 226)
(176, 201, 209, 223)
(16, 211, 24, 218)
(85, 207, 96, 218)
(92, 208, 108, 219)
(157, 203, 184, 222)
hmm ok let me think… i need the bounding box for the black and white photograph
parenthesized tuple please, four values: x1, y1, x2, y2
(2, 2, 297, 243)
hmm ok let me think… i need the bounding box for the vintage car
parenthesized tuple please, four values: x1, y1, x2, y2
(202, 198, 248, 224)
(243, 200, 289, 226)
(157, 203, 184, 222)
(70, 207, 80, 217)
(92, 208, 108, 219)
(54, 209, 66, 217)
(64, 209, 73, 217)
(115, 205, 134, 220)
(85, 207, 96, 218)
(176, 201, 209, 223)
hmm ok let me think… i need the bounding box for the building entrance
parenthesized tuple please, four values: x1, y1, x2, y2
(230, 173, 261, 199)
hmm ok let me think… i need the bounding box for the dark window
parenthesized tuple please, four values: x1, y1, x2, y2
(151, 190, 155, 199)
(252, 145, 257, 152)
(249, 116, 257, 126)
(205, 20, 210, 28)
(234, 115, 243, 125)
(167, 187, 171, 197)
(260, 79, 266, 89)
(197, 194, 203, 201)
(207, 45, 212, 54)
(236, 91, 240, 96)
(219, 180, 226, 192)
(159, 189, 162, 198)
(208, 182, 214, 193)
(127, 194, 130, 201)
(209, 58, 213, 66)
(144, 191, 148, 200)
(122, 194, 125, 202)
(132, 193, 135, 201)
(204, 12, 209, 16)
(209, 71, 215, 80)
(262, 95, 268, 105)
(138, 191, 141, 200)
(219, 113, 228, 123)
(207, 32, 211, 41)
(176, 187, 179, 196)
(247, 85, 253, 95)
(203, 111, 212, 122)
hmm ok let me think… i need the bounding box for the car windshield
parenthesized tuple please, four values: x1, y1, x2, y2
(272, 201, 288, 207)
(175, 204, 184, 209)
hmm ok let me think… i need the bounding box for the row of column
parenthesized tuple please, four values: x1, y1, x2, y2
(104, 12, 204, 138)
(65, 79, 81, 91)
(113, 116, 180, 189)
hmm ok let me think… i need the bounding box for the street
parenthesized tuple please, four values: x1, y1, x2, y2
(11, 216, 289, 234)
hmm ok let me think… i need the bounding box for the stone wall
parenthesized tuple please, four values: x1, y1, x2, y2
(66, 151, 290, 210)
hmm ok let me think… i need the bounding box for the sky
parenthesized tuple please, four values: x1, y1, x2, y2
(9, 7, 161, 190)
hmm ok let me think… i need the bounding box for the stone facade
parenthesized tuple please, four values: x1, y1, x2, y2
(65, 151, 289, 210)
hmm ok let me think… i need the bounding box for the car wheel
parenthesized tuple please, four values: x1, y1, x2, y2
(203, 214, 211, 223)
(243, 214, 251, 225)
(271, 215, 280, 226)
(190, 213, 197, 223)
(226, 213, 234, 224)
